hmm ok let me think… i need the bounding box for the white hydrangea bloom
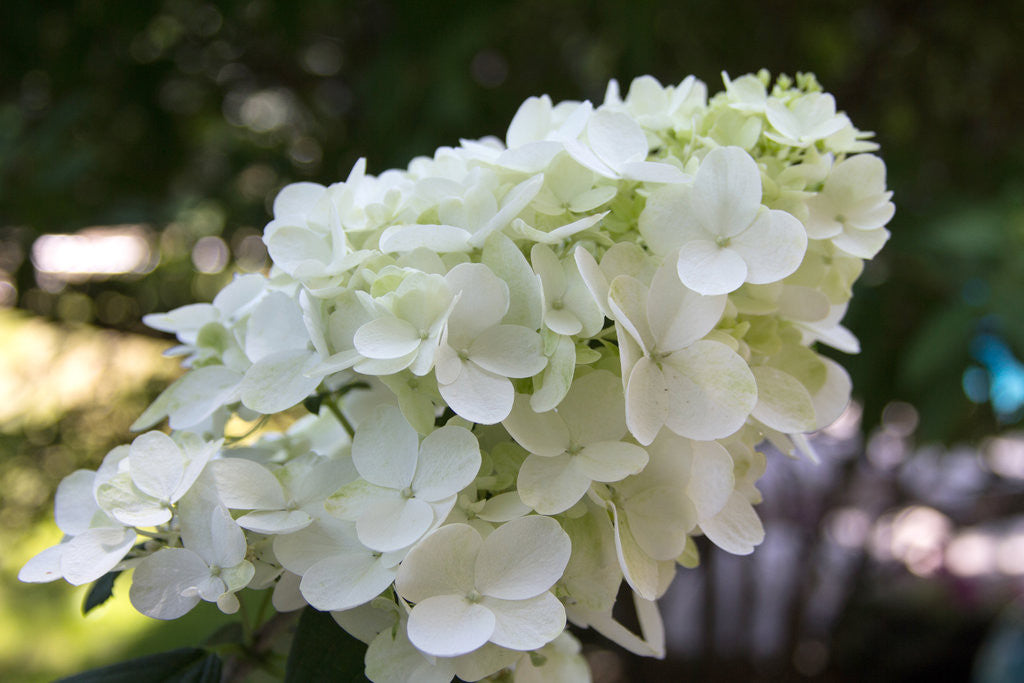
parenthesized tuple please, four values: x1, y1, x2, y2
(805, 153, 895, 258)
(24, 70, 891, 683)
(130, 495, 254, 619)
(640, 146, 808, 296)
(327, 405, 480, 551)
(503, 370, 647, 514)
(608, 258, 757, 444)
(395, 516, 571, 657)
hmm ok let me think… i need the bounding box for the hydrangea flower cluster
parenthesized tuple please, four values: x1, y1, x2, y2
(21, 71, 892, 682)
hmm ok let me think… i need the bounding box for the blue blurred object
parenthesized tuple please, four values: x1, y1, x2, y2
(973, 603, 1024, 683)
(967, 333, 1024, 422)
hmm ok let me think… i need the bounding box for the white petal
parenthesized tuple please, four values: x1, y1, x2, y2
(475, 515, 571, 600)
(686, 441, 735, 520)
(413, 426, 481, 500)
(132, 365, 243, 432)
(676, 241, 748, 296)
(662, 340, 757, 440)
(352, 405, 420, 489)
(434, 343, 463, 385)
(730, 209, 807, 285)
(610, 505, 661, 601)
(472, 174, 544, 247)
(265, 225, 329, 276)
(97, 476, 170, 527)
(19, 544, 65, 583)
(577, 441, 648, 483)
(634, 595, 667, 660)
(61, 526, 137, 586)
(129, 548, 207, 619)
(778, 285, 831, 322)
(245, 292, 309, 361)
(54, 470, 99, 536)
(333, 602, 397, 645)
(272, 571, 306, 612)
(481, 232, 544, 330)
(365, 621, 458, 683)
(407, 594, 495, 657)
(573, 246, 612, 319)
(557, 370, 627, 446)
(142, 303, 217, 336)
(639, 184, 698, 256)
(209, 458, 286, 510)
(692, 146, 762, 238)
(240, 349, 321, 414)
(354, 317, 422, 360)
(357, 497, 434, 552)
(811, 357, 853, 429)
(237, 509, 312, 535)
(517, 454, 591, 515)
(207, 504, 249, 568)
(624, 487, 694, 561)
(532, 243, 567, 300)
(607, 275, 653, 353)
(751, 366, 817, 433)
(129, 431, 184, 502)
(503, 393, 570, 457)
(485, 592, 566, 651)
(273, 520, 352, 574)
(439, 362, 514, 425)
(300, 553, 397, 611)
(529, 335, 576, 413)
(497, 140, 564, 172)
(379, 224, 473, 253)
(477, 491, 531, 523)
(619, 160, 688, 184)
(624, 357, 668, 446)
(569, 186, 618, 213)
(273, 181, 325, 218)
(646, 257, 726, 351)
(587, 110, 647, 169)
(395, 523, 481, 603)
(445, 263, 510, 344)
(700, 491, 765, 555)
(327, 478, 393, 521)
(832, 226, 890, 259)
(507, 95, 552, 148)
(469, 325, 546, 379)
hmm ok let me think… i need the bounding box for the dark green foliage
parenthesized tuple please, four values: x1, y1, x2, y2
(82, 570, 120, 615)
(57, 647, 222, 683)
(284, 607, 370, 683)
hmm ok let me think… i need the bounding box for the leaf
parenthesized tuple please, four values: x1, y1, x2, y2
(285, 606, 370, 683)
(57, 648, 221, 683)
(82, 570, 120, 615)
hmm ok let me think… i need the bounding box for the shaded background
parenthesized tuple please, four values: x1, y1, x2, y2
(2, 0, 1023, 680)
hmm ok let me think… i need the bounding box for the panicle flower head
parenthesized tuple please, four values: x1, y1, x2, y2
(24, 71, 891, 683)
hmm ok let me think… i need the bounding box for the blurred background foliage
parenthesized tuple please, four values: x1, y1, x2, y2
(1, 0, 1023, 680)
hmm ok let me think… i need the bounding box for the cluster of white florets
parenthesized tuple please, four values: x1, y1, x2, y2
(22, 71, 892, 682)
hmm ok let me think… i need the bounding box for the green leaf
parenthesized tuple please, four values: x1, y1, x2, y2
(285, 607, 369, 683)
(57, 648, 221, 683)
(82, 570, 121, 615)
(202, 621, 245, 647)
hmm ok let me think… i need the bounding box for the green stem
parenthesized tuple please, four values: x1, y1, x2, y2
(225, 415, 270, 443)
(238, 597, 253, 645)
(253, 589, 273, 630)
(325, 398, 355, 436)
